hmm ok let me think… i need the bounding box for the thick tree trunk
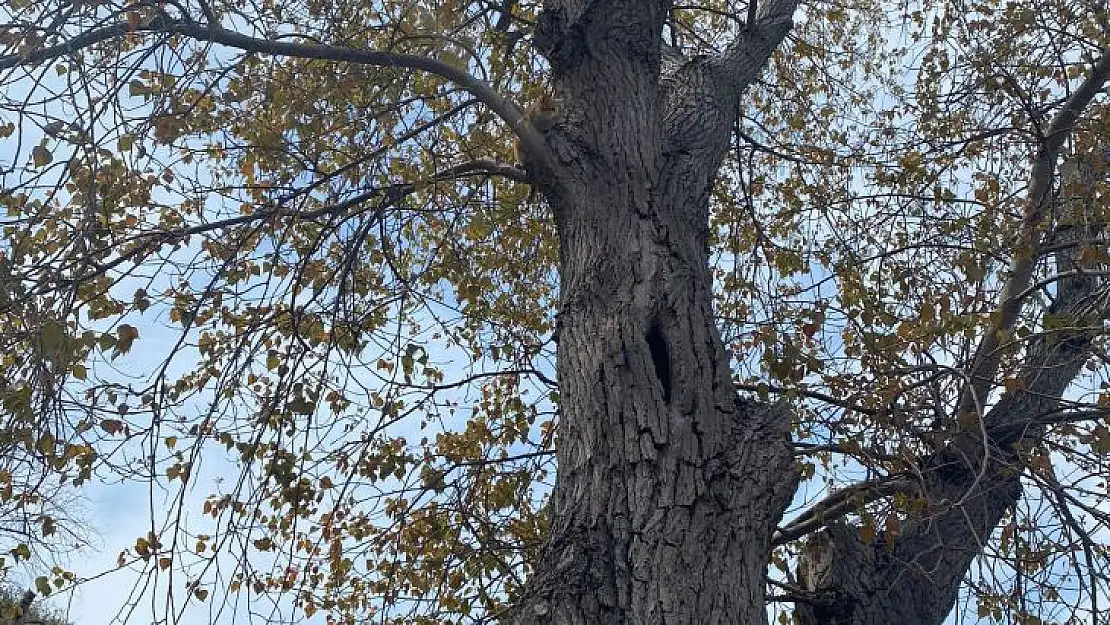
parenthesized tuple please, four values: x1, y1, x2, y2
(503, 7, 1106, 624)
(504, 2, 801, 622)
(509, 219, 797, 623)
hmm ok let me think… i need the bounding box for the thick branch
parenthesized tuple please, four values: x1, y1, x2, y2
(717, 0, 798, 95)
(654, 0, 798, 242)
(774, 477, 914, 546)
(794, 145, 1110, 625)
(956, 46, 1110, 420)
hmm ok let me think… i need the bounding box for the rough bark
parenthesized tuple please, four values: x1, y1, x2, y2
(505, 1, 800, 623)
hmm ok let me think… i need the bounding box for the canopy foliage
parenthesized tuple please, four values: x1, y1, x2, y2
(0, 0, 1107, 623)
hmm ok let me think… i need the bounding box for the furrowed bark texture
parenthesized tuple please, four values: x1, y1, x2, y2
(794, 150, 1110, 625)
(506, 1, 800, 623)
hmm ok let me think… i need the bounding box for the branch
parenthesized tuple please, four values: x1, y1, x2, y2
(956, 46, 1110, 420)
(1015, 268, 1110, 303)
(971, 154, 1110, 441)
(1036, 467, 1103, 617)
(735, 381, 878, 416)
(32, 158, 523, 295)
(772, 477, 914, 546)
(716, 0, 798, 95)
(0, 17, 557, 180)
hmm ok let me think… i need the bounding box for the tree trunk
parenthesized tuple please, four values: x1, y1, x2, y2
(505, 2, 801, 623)
(508, 196, 798, 623)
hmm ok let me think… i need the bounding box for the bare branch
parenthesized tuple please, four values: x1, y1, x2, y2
(773, 477, 915, 546)
(735, 381, 879, 416)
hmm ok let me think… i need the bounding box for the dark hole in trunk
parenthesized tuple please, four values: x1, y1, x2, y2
(646, 323, 672, 403)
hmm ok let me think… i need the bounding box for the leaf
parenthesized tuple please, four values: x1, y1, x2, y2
(289, 396, 314, 415)
(10, 543, 30, 561)
(37, 432, 55, 457)
(166, 462, 191, 482)
(134, 288, 151, 312)
(40, 320, 66, 352)
(100, 419, 124, 435)
(31, 145, 52, 167)
(98, 333, 118, 352)
(113, 324, 140, 357)
(858, 522, 876, 545)
(883, 514, 900, 547)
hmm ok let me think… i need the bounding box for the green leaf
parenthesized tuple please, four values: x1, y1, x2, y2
(41, 320, 65, 351)
(10, 543, 30, 561)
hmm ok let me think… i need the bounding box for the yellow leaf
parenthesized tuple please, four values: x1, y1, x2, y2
(859, 522, 876, 544)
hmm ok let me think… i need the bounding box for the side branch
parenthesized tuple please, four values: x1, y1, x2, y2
(956, 46, 1110, 419)
(773, 477, 914, 546)
(792, 143, 1110, 625)
(716, 0, 798, 94)
(0, 17, 557, 181)
(656, 0, 797, 164)
(735, 381, 879, 416)
(34, 158, 522, 294)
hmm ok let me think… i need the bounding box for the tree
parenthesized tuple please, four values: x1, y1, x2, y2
(0, 0, 1108, 623)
